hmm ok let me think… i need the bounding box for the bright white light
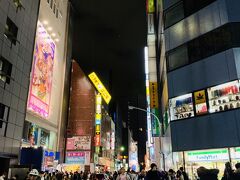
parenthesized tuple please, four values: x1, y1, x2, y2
(144, 47, 149, 74)
(55, 38, 59, 42)
(43, 20, 48, 25)
(34, 145, 38, 149)
(43, 146, 47, 149)
(51, 33, 56, 37)
(47, 27, 53, 31)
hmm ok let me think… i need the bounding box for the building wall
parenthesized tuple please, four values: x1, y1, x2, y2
(163, 0, 240, 152)
(0, 0, 39, 157)
(67, 60, 95, 137)
(167, 48, 238, 98)
(24, 0, 69, 153)
(171, 109, 240, 151)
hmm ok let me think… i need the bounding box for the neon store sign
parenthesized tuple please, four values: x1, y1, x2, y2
(27, 21, 55, 118)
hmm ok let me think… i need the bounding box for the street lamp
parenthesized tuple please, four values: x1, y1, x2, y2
(128, 105, 160, 124)
(120, 146, 125, 152)
(128, 105, 165, 170)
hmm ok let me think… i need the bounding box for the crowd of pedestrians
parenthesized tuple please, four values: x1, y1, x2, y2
(1, 161, 240, 180)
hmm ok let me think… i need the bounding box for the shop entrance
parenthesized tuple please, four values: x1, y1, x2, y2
(0, 157, 10, 174)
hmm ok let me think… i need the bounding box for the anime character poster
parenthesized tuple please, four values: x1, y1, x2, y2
(27, 22, 55, 118)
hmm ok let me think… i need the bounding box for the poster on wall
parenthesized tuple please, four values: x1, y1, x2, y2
(27, 21, 55, 118)
(65, 151, 90, 165)
(66, 136, 91, 150)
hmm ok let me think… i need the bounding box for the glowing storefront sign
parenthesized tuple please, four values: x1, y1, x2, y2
(88, 72, 111, 104)
(65, 151, 90, 164)
(186, 149, 229, 162)
(27, 21, 55, 118)
(95, 94, 102, 146)
(66, 136, 91, 150)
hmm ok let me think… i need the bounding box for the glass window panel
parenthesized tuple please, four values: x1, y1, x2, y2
(167, 45, 188, 71)
(164, 1, 184, 28)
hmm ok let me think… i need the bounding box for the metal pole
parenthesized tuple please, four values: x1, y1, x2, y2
(183, 151, 186, 172)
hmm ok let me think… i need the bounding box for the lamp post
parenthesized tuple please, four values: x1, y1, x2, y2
(128, 105, 165, 171)
(128, 105, 160, 123)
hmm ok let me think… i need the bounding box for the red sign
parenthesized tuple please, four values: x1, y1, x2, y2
(95, 134, 101, 146)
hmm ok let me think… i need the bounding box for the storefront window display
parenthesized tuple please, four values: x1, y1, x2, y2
(169, 93, 194, 120)
(207, 80, 240, 113)
(22, 121, 56, 150)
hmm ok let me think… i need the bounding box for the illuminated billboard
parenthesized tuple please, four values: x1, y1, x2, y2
(88, 72, 111, 104)
(27, 21, 55, 118)
(95, 94, 102, 147)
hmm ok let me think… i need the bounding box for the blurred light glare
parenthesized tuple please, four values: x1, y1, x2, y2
(43, 20, 48, 25)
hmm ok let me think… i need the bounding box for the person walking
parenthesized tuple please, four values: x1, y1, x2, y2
(222, 162, 234, 180)
(179, 167, 189, 180)
(168, 169, 176, 180)
(197, 166, 219, 180)
(116, 168, 131, 180)
(137, 170, 146, 180)
(0, 172, 6, 180)
(233, 163, 240, 180)
(145, 163, 165, 180)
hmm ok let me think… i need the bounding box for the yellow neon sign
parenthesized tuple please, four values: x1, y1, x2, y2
(89, 72, 111, 104)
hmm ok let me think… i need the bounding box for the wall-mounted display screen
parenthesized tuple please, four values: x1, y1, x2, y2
(27, 21, 55, 118)
(169, 93, 194, 120)
(207, 80, 240, 113)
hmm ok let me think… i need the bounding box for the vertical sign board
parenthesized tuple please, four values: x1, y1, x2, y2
(27, 21, 55, 118)
(149, 82, 160, 137)
(95, 94, 102, 147)
(151, 109, 160, 137)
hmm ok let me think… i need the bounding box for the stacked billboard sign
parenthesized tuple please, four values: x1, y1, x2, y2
(27, 21, 55, 118)
(95, 94, 102, 147)
(66, 136, 91, 165)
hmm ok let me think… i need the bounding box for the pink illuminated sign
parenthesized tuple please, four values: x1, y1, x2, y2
(27, 22, 55, 118)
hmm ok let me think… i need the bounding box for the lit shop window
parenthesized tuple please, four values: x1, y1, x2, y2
(207, 80, 240, 113)
(169, 93, 194, 120)
(0, 56, 12, 84)
(194, 90, 208, 115)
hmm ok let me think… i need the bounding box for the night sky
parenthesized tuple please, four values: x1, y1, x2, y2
(70, 0, 148, 162)
(71, 0, 147, 99)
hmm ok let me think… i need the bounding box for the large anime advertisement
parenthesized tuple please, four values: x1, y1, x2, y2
(27, 22, 55, 118)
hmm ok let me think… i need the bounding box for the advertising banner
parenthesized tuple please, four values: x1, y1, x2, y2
(95, 94, 102, 146)
(151, 108, 160, 137)
(88, 72, 111, 104)
(66, 136, 91, 150)
(129, 142, 139, 172)
(27, 21, 55, 118)
(150, 82, 159, 108)
(106, 132, 111, 150)
(65, 151, 90, 165)
(111, 131, 115, 150)
(95, 134, 101, 147)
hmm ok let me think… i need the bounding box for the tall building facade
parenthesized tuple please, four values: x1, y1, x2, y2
(20, 0, 70, 170)
(0, 0, 39, 172)
(157, 0, 240, 177)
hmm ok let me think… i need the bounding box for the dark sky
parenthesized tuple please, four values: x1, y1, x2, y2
(70, 0, 147, 100)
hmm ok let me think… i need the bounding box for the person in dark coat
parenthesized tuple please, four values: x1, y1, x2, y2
(179, 167, 189, 180)
(233, 163, 240, 180)
(222, 162, 234, 180)
(197, 166, 219, 180)
(145, 163, 165, 180)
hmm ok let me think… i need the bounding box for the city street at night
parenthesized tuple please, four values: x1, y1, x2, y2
(1, 0, 240, 180)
